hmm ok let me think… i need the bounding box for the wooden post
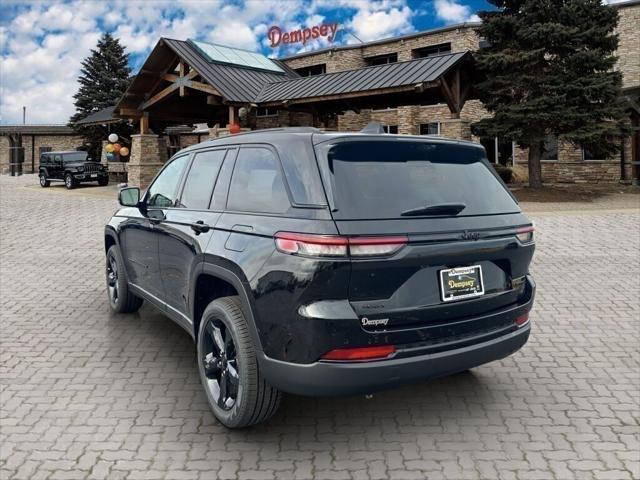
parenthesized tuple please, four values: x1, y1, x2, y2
(140, 113, 149, 134)
(230, 106, 236, 125)
(179, 61, 186, 97)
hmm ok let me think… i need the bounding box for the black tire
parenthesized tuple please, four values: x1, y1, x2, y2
(39, 173, 50, 187)
(106, 245, 143, 314)
(64, 173, 76, 189)
(197, 296, 281, 428)
(98, 177, 109, 187)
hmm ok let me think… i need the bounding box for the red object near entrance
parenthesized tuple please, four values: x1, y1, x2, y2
(229, 123, 241, 134)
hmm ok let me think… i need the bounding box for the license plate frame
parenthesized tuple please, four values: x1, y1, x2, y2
(439, 265, 484, 302)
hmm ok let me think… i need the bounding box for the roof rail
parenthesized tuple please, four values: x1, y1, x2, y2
(206, 126, 322, 141)
(360, 121, 386, 134)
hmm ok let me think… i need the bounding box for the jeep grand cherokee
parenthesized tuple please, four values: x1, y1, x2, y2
(104, 127, 535, 428)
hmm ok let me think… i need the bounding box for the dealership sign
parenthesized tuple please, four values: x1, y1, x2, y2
(268, 23, 339, 48)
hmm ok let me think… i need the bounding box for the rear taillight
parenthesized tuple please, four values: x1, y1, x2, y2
(516, 226, 534, 243)
(515, 312, 530, 327)
(275, 233, 347, 257)
(321, 345, 396, 362)
(275, 232, 407, 258)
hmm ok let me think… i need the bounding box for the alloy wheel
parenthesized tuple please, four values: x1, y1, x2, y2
(106, 256, 118, 303)
(39, 175, 46, 186)
(201, 319, 240, 410)
(65, 176, 72, 188)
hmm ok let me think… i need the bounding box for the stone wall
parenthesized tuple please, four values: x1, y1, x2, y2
(616, 2, 640, 89)
(0, 137, 10, 174)
(284, 24, 480, 73)
(0, 134, 84, 174)
(128, 134, 168, 188)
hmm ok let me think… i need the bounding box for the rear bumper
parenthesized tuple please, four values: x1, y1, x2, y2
(259, 323, 530, 396)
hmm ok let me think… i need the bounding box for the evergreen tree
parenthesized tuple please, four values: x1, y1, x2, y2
(472, 0, 629, 187)
(70, 33, 131, 160)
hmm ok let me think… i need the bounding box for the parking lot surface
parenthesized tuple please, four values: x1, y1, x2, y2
(1, 175, 639, 480)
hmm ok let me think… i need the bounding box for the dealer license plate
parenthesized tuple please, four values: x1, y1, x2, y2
(440, 265, 484, 302)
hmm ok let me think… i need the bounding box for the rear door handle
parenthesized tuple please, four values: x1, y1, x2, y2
(191, 220, 210, 234)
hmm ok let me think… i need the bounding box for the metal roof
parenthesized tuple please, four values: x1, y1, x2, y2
(163, 39, 293, 102)
(75, 106, 117, 126)
(0, 124, 75, 135)
(256, 51, 469, 103)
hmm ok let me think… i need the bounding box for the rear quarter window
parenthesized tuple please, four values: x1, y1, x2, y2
(226, 147, 290, 214)
(316, 139, 519, 220)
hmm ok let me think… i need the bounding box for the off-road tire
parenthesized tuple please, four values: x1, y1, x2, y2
(64, 173, 76, 189)
(39, 173, 50, 187)
(197, 296, 281, 428)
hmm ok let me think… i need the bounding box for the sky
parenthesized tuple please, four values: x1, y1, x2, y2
(0, 0, 629, 125)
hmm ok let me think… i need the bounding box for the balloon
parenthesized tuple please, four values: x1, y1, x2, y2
(106, 152, 115, 160)
(113, 143, 122, 153)
(229, 123, 241, 134)
(108, 133, 118, 143)
(105, 144, 114, 153)
(119, 147, 129, 157)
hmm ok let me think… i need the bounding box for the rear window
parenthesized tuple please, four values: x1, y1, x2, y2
(318, 140, 519, 219)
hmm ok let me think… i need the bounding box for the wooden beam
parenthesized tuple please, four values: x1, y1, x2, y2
(140, 113, 149, 134)
(186, 80, 221, 96)
(439, 77, 459, 117)
(139, 83, 179, 110)
(119, 108, 142, 117)
(179, 61, 186, 96)
(228, 106, 236, 125)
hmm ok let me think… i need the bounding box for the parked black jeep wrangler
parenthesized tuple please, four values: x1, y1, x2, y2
(39, 151, 109, 189)
(104, 127, 535, 428)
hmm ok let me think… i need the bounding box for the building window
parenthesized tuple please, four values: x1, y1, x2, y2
(294, 64, 326, 77)
(412, 43, 452, 59)
(365, 53, 398, 66)
(582, 146, 611, 161)
(383, 125, 398, 134)
(256, 107, 278, 117)
(478, 38, 491, 49)
(420, 123, 440, 135)
(541, 134, 558, 160)
(481, 137, 514, 166)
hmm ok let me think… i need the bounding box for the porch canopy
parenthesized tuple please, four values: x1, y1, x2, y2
(114, 37, 475, 132)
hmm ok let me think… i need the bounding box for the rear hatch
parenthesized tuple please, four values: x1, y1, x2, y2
(314, 136, 535, 335)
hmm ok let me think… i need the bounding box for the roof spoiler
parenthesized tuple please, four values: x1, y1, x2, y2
(360, 121, 386, 134)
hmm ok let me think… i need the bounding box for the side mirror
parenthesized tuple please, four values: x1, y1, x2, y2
(119, 187, 140, 207)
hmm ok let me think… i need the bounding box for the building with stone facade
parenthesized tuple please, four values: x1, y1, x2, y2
(3, 1, 637, 185)
(0, 125, 84, 175)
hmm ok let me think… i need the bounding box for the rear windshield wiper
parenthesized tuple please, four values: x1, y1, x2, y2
(400, 203, 467, 217)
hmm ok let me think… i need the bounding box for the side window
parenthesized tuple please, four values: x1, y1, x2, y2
(227, 147, 290, 214)
(146, 155, 190, 208)
(178, 149, 226, 209)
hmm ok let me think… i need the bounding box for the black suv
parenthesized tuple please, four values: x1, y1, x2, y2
(104, 128, 535, 428)
(39, 151, 108, 189)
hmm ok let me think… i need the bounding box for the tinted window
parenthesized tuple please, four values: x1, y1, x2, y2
(62, 152, 88, 163)
(179, 149, 226, 209)
(227, 147, 290, 214)
(146, 155, 190, 208)
(319, 140, 519, 219)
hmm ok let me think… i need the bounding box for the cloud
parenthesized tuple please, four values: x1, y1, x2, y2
(0, 0, 475, 124)
(434, 0, 479, 23)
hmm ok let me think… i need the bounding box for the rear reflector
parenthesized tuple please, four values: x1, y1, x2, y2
(275, 232, 407, 258)
(515, 312, 530, 327)
(321, 345, 396, 362)
(516, 226, 534, 244)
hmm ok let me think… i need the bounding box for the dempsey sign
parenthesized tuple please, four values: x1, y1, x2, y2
(268, 23, 339, 48)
